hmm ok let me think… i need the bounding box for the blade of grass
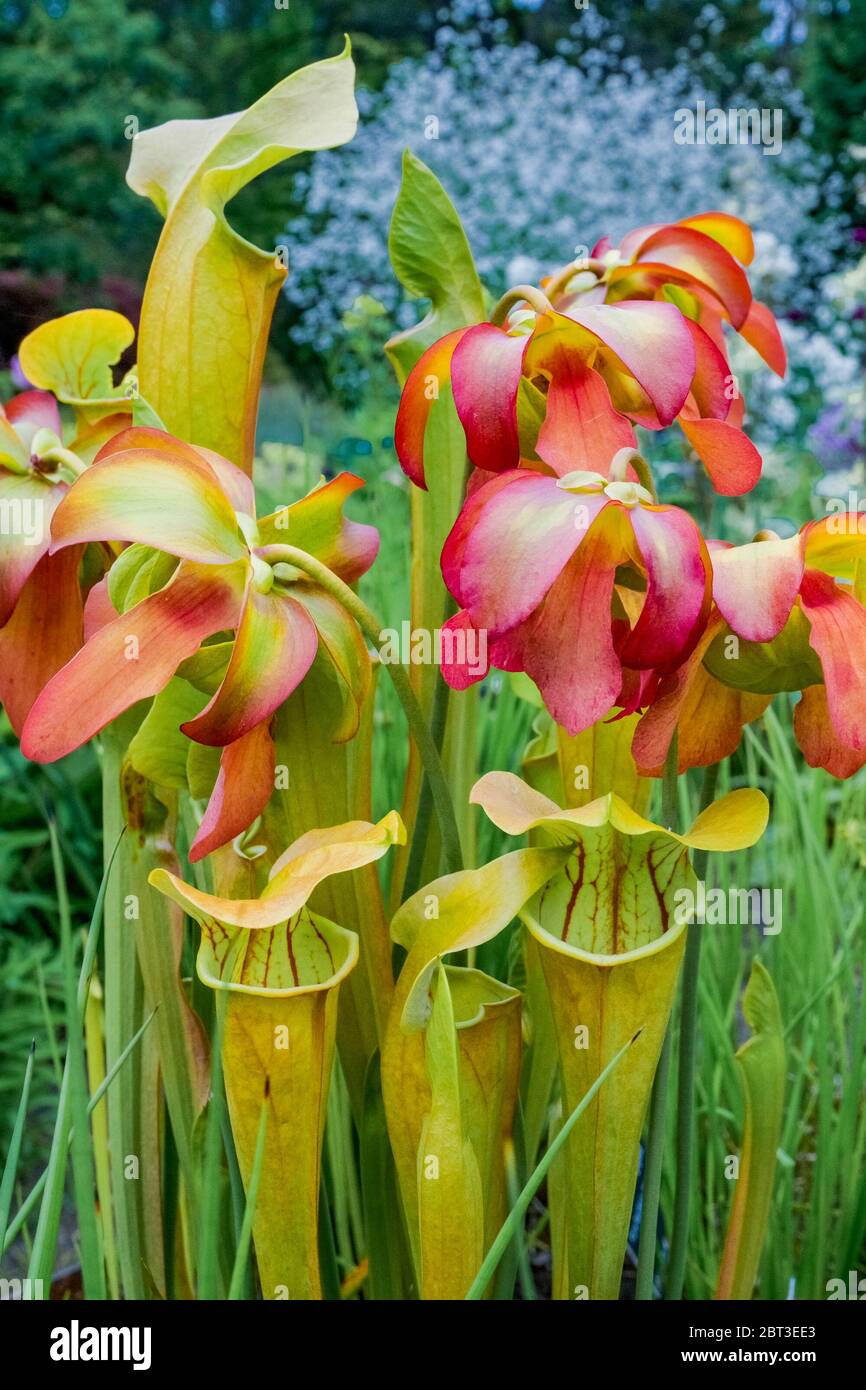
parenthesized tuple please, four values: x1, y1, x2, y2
(228, 1084, 269, 1300)
(4, 1009, 155, 1256)
(196, 992, 227, 1299)
(51, 818, 105, 1298)
(25, 820, 120, 1295)
(0, 1040, 35, 1253)
(84, 973, 119, 1299)
(465, 1031, 640, 1300)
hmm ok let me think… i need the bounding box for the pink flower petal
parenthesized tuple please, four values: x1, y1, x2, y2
(21, 562, 244, 762)
(799, 569, 866, 752)
(711, 534, 805, 642)
(189, 721, 275, 861)
(451, 324, 528, 472)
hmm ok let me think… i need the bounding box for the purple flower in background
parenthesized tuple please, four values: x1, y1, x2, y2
(810, 402, 864, 473)
(9, 355, 31, 391)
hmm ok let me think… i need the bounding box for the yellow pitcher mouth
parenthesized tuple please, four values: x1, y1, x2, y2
(520, 901, 688, 969)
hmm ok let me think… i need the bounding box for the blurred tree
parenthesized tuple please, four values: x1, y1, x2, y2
(804, 0, 866, 172)
(0, 0, 200, 289)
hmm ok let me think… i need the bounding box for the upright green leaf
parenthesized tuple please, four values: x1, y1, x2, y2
(385, 152, 487, 903)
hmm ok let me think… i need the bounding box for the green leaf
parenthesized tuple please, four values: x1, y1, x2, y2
(107, 544, 178, 614)
(385, 149, 486, 382)
(465, 1031, 638, 1300)
(127, 678, 206, 789)
(18, 309, 135, 412)
(716, 960, 786, 1300)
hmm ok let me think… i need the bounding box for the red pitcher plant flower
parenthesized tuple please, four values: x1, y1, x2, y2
(436, 457, 711, 735)
(0, 307, 141, 733)
(633, 516, 866, 779)
(21, 426, 379, 859)
(0, 384, 135, 734)
(555, 212, 787, 493)
(395, 211, 781, 500)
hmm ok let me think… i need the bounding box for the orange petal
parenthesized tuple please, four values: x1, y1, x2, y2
(181, 585, 318, 746)
(740, 300, 786, 377)
(532, 345, 636, 477)
(189, 721, 275, 861)
(394, 327, 467, 488)
(799, 569, 866, 752)
(676, 213, 755, 266)
(0, 547, 84, 736)
(794, 684, 866, 779)
(679, 417, 762, 496)
(21, 562, 244, 762)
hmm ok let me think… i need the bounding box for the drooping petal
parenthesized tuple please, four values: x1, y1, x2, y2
(631, 224, 752, 328)
(617, 503, 711, 671)
(394, 327, 468, 488)
(794, 684, 866, 779)
(191, 446, 256, 519)
(189, 720, 275, 862)
(711, 534, 804, 642)
(554, 302, 696, 427)
(258, 473, 378, 582)
(531, 345, 636, 477)
(438, 610, 491, 691)
(506, 514, 623, 735)
(799, 569, 866, 752)
(676, 213, 755, 265)
(82, 574, 118, 639)
(290, 584, 371, 741)
(681, 318, 732, 421)
(150, 811, 405, 931)
(0, 473, 63, 623)
(50, 445, 246, 565)
(616, 222, 667, 261)
(182, 584, 318, 746)
(679, 416, 762, 496)
(441, 469, 606, 634)
(68, 413, 134, 466)
(451, 324, 528, 472)
(740, 300, 786, 377)
(21, 561, 244, 762)
(632, 614, 771, 777)
(0, 546, 84, 736)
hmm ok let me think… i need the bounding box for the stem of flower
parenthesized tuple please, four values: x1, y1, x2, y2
(608, 447, 658, 503)
(543, 257, 607, 302)
(665, 758, 722, 1300)
(258, 544, 464, 877)
(489, 284, 555, 326)
(635, 733, 679, 1299)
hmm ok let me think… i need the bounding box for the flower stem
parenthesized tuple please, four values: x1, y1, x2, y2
(665, 758, 722, 1300)
(259, 544, 464, 876)
(635, 734, 679, 1299)
(489, 284, 554, 326)
(543, 257, 607, 302)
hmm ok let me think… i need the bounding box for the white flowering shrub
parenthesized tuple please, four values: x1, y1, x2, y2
(283, 1, 849, 408)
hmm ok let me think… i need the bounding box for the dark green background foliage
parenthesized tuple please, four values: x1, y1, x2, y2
(0, 0, 862, 362)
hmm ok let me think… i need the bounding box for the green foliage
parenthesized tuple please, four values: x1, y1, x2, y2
(804, 0, 866, 211)
(0, 0, 199, 285)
